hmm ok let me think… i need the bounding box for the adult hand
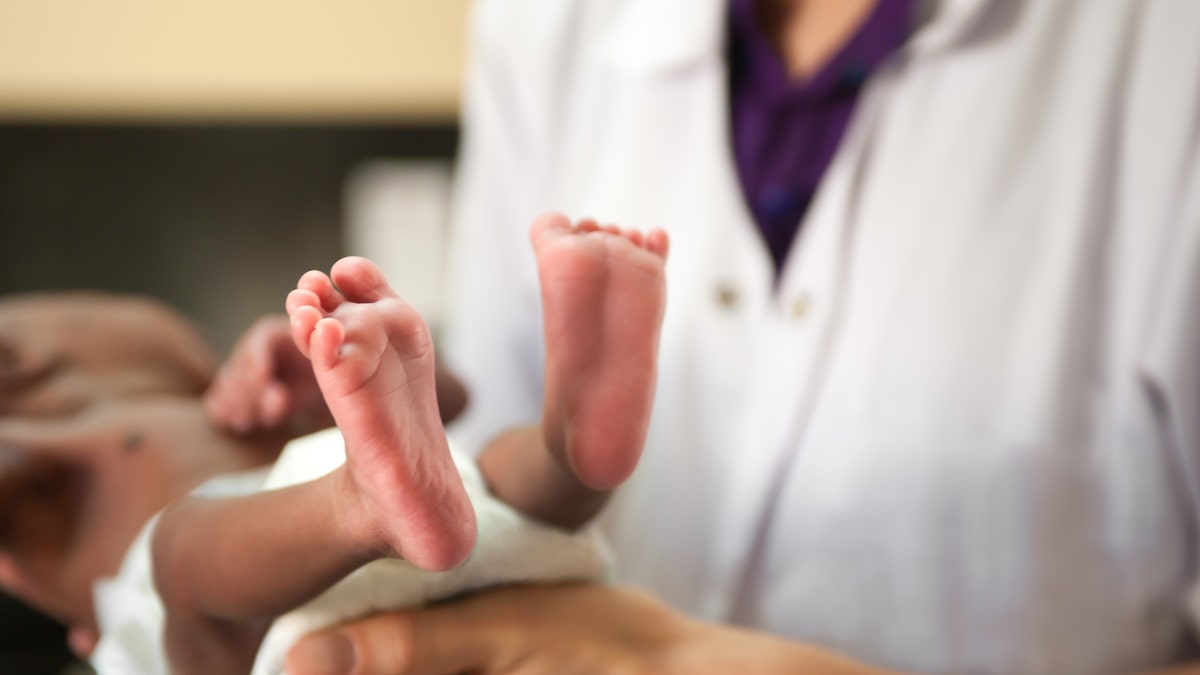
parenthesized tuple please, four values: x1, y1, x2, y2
(204, 315, 331, 436)
(286, 583, 890, 675)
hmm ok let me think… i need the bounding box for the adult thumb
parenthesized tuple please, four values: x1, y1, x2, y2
(286, 602, 505, 675)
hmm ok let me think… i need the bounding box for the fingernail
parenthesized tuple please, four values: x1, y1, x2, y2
(289, 632, 356, 675)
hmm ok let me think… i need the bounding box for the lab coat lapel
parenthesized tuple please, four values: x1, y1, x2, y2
(702, 0, 1003, 621)
(910, 0, 1001, 55)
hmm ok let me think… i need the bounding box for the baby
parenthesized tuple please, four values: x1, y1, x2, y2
(0, 213, 668, 674)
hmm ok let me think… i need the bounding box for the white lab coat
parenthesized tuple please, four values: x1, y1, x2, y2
(443, 0, 1200, 673)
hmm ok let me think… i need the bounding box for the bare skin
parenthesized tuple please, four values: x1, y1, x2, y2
(203, 315, 469, 438)
(286, 584, 893, 675)
(479, 214, 669, 528)
(534, 215, 669, 490)
(764, 0, 880, 80)
(286, 581, 1200, 675)
(286, 257, 478, 571)
(151, 258, 479, 674)
(204, 213, 669, 530)
(0, 292, 216, 419)
(154, 215, 668, 674)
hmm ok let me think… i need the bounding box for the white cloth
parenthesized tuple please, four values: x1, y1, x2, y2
(443, 1, 1200, 673)
(89, 428, 609, 675)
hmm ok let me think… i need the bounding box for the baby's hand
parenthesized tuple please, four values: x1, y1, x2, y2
(204, 315, 332, 436)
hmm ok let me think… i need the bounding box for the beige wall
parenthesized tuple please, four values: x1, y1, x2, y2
(0, 0, 471, 122)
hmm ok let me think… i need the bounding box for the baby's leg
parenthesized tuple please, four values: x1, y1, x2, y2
(531, 213, 669, 490)
(287, 258, 475, 571)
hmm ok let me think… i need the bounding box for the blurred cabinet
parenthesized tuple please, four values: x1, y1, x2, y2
(0, 0, 471, 122)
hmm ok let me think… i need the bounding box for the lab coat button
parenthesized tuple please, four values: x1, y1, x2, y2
(715, 283, 739, 309)
(789, 293, 811, 320)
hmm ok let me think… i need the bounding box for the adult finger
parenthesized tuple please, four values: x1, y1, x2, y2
(287, 600, 508, 675)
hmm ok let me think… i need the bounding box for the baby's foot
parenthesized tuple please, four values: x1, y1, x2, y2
(531, 212, 669, 491)
(286, 257, 475, 571)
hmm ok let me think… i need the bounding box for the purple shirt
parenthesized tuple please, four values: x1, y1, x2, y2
(728, 0, 913, 272)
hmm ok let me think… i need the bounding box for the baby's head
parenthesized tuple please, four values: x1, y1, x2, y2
(0, 292, 227, 654)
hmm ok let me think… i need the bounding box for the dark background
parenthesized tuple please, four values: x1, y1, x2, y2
(0, 123, 458, 350)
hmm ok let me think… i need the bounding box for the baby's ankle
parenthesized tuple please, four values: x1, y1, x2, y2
(324, 467, 397, 562)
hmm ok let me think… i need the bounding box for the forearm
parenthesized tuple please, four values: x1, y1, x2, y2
(476, 425, 608, 529)
(152, 466, 374, 621)
(281, 577, 1200, 675)
(665, 617, 897, 675)
(285, 583, 903, 675)
(667, 629, 1200, 675)
(1141, 665, 1200, 674)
